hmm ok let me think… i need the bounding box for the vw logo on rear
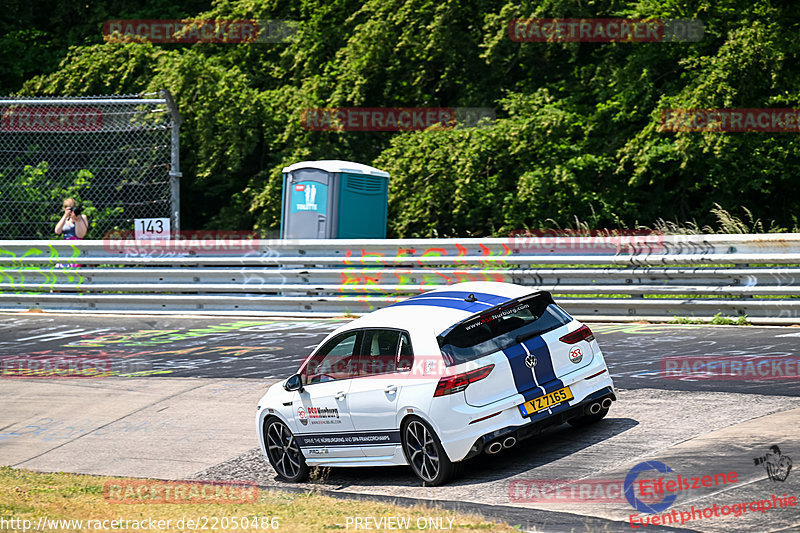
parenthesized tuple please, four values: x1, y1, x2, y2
(525, 354, 537, 368)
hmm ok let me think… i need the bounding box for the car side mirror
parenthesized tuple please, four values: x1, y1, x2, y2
(284, 374, 304, 392)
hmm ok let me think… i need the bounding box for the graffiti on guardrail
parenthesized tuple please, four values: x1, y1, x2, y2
(336, 243, 513, 309)
(2, 236, 799, 319)
(102, 231, 292, 293)
(239, 245, 287, 288)
(0, 243, 84, 292)
(776, 309, 800, 320)
(659, 239, 717, 257)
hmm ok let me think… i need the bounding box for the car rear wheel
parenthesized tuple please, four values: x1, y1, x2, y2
(568, 406, 609, 427)
(402, 417, 456, 486)
(264, 418, 309, 482)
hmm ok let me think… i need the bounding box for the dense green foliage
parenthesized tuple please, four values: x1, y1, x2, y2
(0, 0, 211, 95)
(0, 163, 92, 239)
(5, 0, 800, 236)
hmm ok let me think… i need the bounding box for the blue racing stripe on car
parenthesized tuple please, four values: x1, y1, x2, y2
(501, 342, 538, 399)
(522, 337, 565, 397)
(502, 336, 566, 404)
(390, 290, 512, 312)
(391, 298, 494, 312)
(408, 291, 511, 306)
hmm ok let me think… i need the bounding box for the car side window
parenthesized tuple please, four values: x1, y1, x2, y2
(397, 331, 414, 371)
(303, 331, 361, 385)
(360, 329, 414, 375)
(362, 329, 399, 375)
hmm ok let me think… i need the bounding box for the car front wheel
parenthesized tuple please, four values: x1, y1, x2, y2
(401, 417, 456, 486)
(264, 417, 309, 482)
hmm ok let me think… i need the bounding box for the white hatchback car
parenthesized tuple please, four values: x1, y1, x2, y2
(257, 281, 615, 485)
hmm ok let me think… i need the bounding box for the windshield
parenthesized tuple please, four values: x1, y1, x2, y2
(438, 292, 572, 366)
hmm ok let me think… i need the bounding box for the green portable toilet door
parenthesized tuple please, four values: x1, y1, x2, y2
(335, 172, 388, 238)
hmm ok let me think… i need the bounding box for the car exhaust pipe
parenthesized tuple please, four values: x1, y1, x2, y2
(502, 436, 517, 449)
(486, 441, 503, 455)
(587, 402, 601, 415)
(601, 398, 613, 409)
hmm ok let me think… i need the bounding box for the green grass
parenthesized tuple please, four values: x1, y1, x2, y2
(0, 467, 516, 533)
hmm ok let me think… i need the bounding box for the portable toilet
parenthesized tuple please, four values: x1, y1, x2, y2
(280, 160, 390, 239)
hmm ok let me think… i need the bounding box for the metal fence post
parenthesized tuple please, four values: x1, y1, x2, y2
(162, 89, 182, 235)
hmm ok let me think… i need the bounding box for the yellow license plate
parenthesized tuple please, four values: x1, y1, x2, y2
(518, 387, 573, 417)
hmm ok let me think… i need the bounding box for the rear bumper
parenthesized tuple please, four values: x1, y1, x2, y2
(431, 350, 615, 462)
(463, 385, 616, 459)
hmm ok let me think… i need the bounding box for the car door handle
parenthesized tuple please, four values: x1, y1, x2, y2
(335, 392, 346, 401)
(384, 385, 397, 394)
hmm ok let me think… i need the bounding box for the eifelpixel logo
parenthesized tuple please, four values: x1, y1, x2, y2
(754, 445, 792, 482)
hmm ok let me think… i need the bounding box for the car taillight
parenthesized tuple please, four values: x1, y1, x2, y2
(434, 364, 494, 397)
(559, 325, 595, 344)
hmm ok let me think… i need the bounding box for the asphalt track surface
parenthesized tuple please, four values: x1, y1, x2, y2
(1, 314, 799, 533)
(1, 315, 799, 395)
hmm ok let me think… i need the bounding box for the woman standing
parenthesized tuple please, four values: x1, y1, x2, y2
(54, 198, 89, 239)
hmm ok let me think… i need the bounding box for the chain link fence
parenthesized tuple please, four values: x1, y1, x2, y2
(0, 91, 181, 239)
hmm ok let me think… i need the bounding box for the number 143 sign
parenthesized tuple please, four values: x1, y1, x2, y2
(134, 218, 171, 240)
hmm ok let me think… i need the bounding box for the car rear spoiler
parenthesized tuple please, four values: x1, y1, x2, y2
(436, 290, 555, 347)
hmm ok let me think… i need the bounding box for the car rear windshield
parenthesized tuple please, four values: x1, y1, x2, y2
(437, 292, 572, 366)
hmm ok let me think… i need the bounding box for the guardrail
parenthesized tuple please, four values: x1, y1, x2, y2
(1, 234, 799, 324)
